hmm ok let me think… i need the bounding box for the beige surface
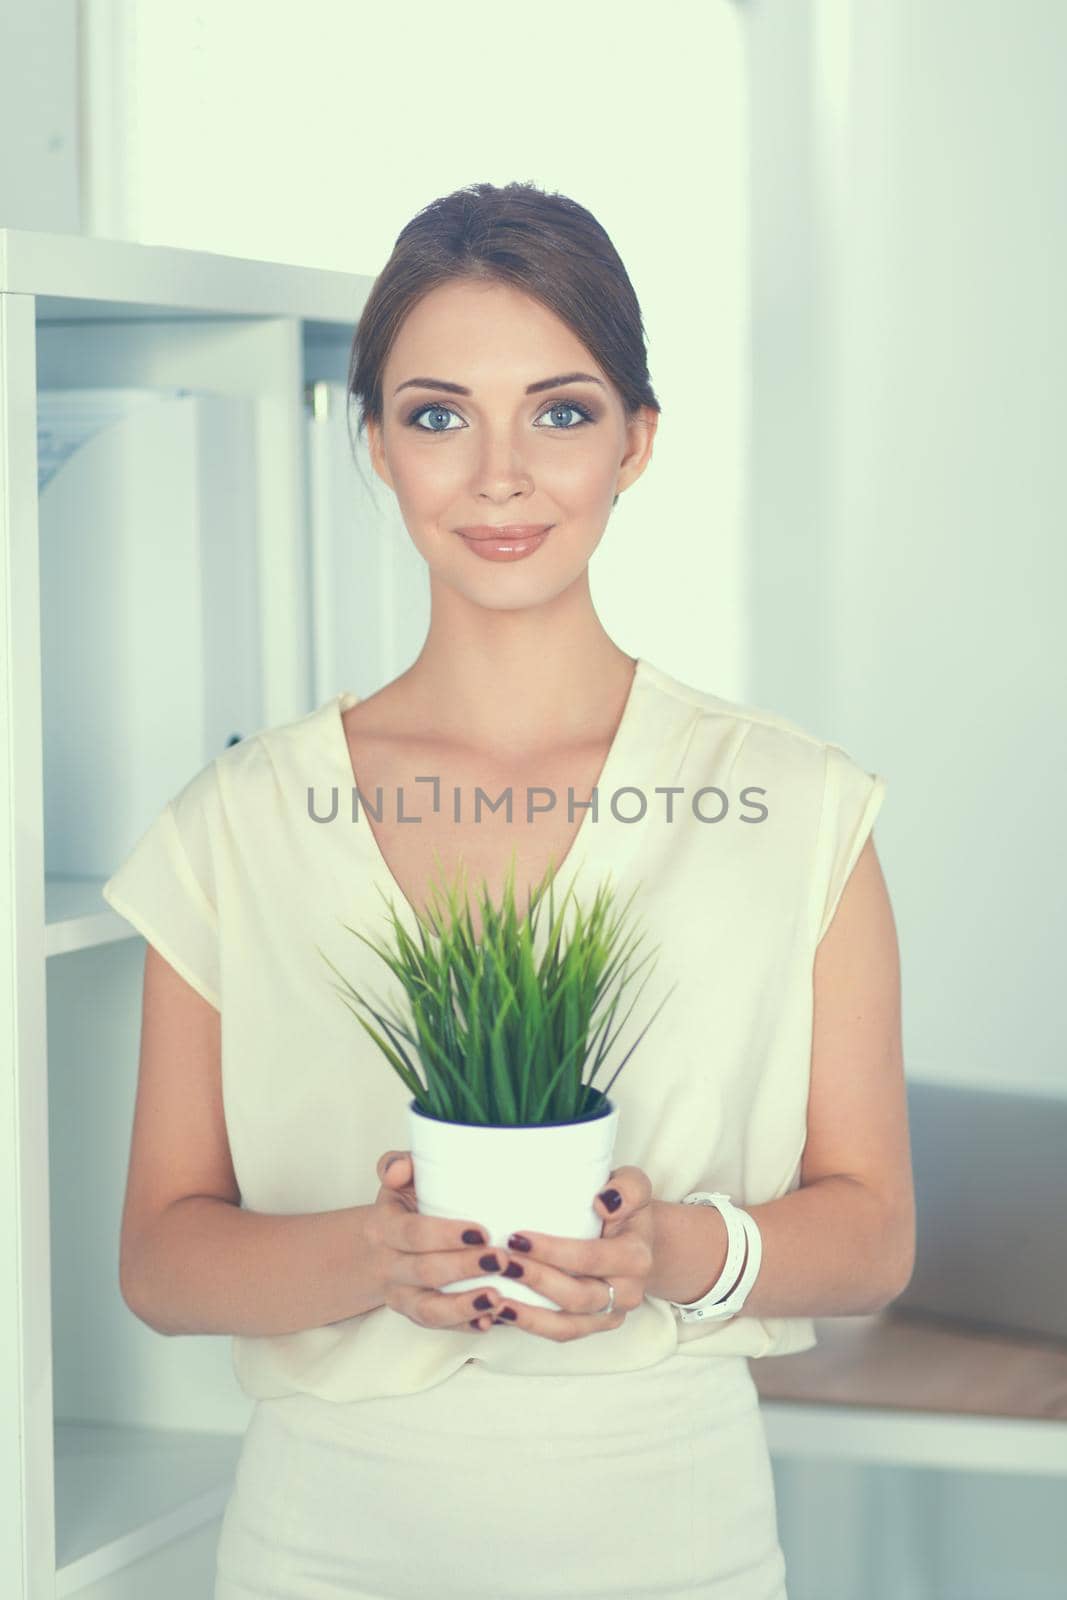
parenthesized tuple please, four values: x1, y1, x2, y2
(750, 1307, 1067, 1421)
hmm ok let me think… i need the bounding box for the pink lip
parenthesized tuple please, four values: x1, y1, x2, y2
(456, 524, 553, 542)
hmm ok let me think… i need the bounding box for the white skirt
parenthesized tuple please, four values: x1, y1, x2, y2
(214, 1348, 788, 1600)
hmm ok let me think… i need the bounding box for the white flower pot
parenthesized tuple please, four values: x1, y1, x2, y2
(408, 1092, 620, 1311)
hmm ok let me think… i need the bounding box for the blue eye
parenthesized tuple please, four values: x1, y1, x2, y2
(405, 399, 596, 432)
(408, 403, 463, 432)
(535, 401, 595, 429)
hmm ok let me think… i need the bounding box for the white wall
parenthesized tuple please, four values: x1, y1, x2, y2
(748, 0, 1066, 1099)
(748, 4, 1067, 1596)
(0, 0, 81, 232)
(79, 0, 752, 701)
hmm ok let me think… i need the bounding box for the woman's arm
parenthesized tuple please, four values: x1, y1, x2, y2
(127, 1195, 386, 1338)
(647, 835, 915, 1317)
(119, 944, 387, 1338)
(647, 1173, 908, 1317)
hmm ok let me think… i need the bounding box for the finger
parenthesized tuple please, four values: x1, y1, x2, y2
(374, 1159, 491, 1255)
(503, 1224, 649, 1281)
(594, 1165, 654, 1231)
(391, 1279, 506, 1332)
(490, 1245, 646, 1319)
(389, 1245, 512, 1329)
(491, 1286, 628, 1341)
(504, 1168, 654, 1258)
(383, 1203, 494, 1263)
(377, 1151, 412, 1185)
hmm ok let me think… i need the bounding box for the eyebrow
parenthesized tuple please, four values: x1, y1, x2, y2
(393, 371, 606, 397)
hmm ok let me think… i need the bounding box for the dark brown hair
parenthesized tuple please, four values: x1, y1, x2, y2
(346, 180, 660, 506)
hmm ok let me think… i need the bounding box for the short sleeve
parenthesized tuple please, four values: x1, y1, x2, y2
(101, 762, 221, 1010)
(813, 742, 888, 946)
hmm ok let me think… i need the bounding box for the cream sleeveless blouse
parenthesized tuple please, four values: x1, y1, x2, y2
(102, 657, 886, 1402)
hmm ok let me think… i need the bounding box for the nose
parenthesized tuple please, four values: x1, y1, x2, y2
(472, 425, 534, 502)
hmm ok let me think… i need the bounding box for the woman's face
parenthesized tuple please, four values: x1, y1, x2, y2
(365, 278, 656, 610)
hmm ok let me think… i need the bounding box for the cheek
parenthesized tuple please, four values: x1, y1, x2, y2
(390, 443, 463, 505)
(539, 446, 619, 507)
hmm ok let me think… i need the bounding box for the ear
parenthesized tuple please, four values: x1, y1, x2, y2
(615, 406, 658, 499)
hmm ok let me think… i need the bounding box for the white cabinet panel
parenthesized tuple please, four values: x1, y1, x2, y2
(39, 389, 264, 878)
(68, 1515, 223, 1600)
(306, 380, 429, 702)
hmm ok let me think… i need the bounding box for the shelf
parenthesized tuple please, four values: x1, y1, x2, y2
(0, 226, 368, 328)
(751, 1308, 1067, 1476)
(44, 876, 135, 957)
(1, 224, 378, 1600)
(54, 1419, 241, 1596)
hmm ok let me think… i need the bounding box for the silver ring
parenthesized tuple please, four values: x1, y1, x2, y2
(598, 1279, 616, 1315)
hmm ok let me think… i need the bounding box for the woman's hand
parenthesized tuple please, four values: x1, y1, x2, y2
(377, 1154, 656, 1340)
(371, 1150, 510, 1332)
(493, 1164, 656, 1341)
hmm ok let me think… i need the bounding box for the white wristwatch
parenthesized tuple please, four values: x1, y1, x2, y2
(668, 1191, 763, 1323)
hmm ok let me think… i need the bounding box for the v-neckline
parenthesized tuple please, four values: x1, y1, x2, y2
(328, 656, 650, 931)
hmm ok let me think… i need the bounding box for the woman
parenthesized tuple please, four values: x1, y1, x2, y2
(104, 180, 913, 1599)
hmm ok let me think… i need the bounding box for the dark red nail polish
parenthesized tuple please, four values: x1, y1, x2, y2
(599, 1188, 622, 1212)
(462, 1229, 486, 1245)
(508, 1233, 531, 1252)
(473, 1294, 492, 1310)
(499, 1306, 518, 1321)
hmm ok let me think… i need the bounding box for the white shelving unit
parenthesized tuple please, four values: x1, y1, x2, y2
(0, 227, 374, 1599)
(762, 1395, 1067, 1477)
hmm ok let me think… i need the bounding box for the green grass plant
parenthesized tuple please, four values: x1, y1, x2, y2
(317, 848, 677, 1127)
